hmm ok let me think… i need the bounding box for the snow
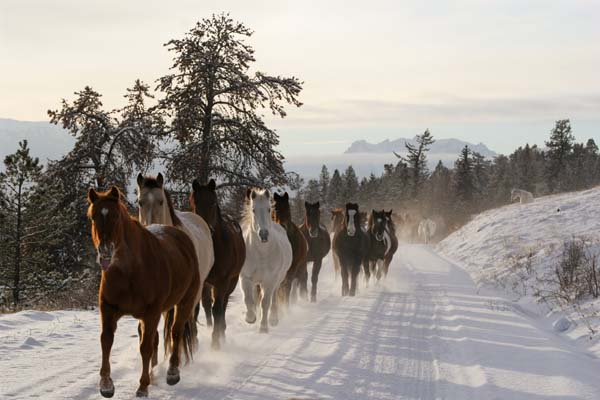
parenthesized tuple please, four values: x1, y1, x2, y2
(2, 244, 600, 399)
(438, 186, 600, 358)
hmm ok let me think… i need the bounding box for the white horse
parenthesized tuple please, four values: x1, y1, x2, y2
(136, 173, 214, 307)
(240, 188, 292, 333)
(418, 218, 437, 244)
(511, 188, 534, 204)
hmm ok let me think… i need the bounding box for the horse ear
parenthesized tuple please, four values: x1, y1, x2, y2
(315, 201, 320, 208)
(283, 192, 289, 201)
(136, 173, 144, 187)
(108, 186, 120, 199)
(156, 172, 164, 188)
(208, 179, 216, 190)
(87, 188, 98, 204)
(345, 202, 352, 209)
(192, 179, 201, 192)
(274, 192, 280, 200)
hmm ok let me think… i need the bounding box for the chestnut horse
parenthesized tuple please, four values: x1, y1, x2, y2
(272, 192, 308, 305)
(190, 179, 246, 349)
(383, 210, 399, 276)
(332, 203, 370, 296)
(299, 201, 331, 302)
(87, 187, 200, 398)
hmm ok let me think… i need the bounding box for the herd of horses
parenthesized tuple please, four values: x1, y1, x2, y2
(86, 173, 399, 398)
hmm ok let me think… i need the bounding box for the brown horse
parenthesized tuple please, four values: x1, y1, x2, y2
(299, 201, 331, 302)
(272, 192, 308, 305)
(332, 203, 370, 296)
(365, 210, 389, 283)
(383, 209, 399, 276)
(191, 178, 246, 349)
(88, 187, 200, 398)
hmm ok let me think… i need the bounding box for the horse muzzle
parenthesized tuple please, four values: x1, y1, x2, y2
(259, 229, 269, 243)
(347, 228, 356, 237)
(309, 228, 319, 238)
(375, 233, 384, 242)
(97, 243, 114, 272)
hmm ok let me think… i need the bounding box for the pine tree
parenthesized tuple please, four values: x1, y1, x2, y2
(318, 165, 330, 203)
(328, 169, 343, 208)
(304, 179, 321, 202)
(472, 152, 491, 210)
(545, 119, 575, 192)
(0, 141, 43, 305)
(454, 145, 475, 207)
(156, 14, 303, 188)
(488, 155, 513, 207)
(342, 165, 359, 203)
(395, 129, 435, 197)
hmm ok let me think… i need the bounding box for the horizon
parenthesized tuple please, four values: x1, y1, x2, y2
(1, 1, 599, 157)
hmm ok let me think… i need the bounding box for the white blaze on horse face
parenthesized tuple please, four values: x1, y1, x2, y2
(101, 208, 108, 218)
(251, 191, 272, 240)
(347, 209, 357, 236)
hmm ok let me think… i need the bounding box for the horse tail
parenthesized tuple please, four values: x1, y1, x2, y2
(163, 307, 198, 364)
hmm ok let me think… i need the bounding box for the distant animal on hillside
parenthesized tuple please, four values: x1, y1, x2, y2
(299, 201, 331, 302)
(418, 218, 437, 244)
(240, 188, 292, 333)
(511, 188, 534, 204)
(333, 203, 370, 296)
(88, 186, 200, 398)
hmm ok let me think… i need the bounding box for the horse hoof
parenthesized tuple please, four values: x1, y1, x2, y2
(166, 367, 180, 386)
(245, 313, 257, 324)
(211, 340, 221, 351)
(269, 317, 279, 327)
(310, 295, 317, 303)
(259, 325, 269, 334)
(135, 388, 148, 397)
(99, 377, 114, 398)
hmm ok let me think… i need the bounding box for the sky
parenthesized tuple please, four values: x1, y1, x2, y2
(1, 0, 599, 156)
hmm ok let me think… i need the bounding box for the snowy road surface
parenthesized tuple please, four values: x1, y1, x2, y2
(2, 245, 600, 399)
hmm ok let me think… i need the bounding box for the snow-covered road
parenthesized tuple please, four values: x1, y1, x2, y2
(2, 245, 600, 399)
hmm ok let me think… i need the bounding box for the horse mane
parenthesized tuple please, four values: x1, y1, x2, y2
(241, 187, 268, 228)
(273, 198, 292, 224)
(367, 212, 375, 230)
(141, 176, 182, 226)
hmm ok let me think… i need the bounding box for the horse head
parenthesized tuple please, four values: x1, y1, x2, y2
(344, 203, 360, 237)
(246, 188, 272, 243)
(272, 192, 291, 224)
(87, 186, 124, 272)
(331, 208, 345, 233)
(136, 172, 174, 226)
(304, 201, 321, 238)
(191, 178, 219, 231)
(385, 209, 396, 232)
(369, 210, 387, 242)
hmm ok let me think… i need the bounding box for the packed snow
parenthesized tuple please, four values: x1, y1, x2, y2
(438, 186, 600, 358)
(2, 243, 600, 399)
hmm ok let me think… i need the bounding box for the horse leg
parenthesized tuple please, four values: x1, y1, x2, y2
(151, 329, 159, 368)
(350, 263, 360, 296)
(310, 259, 323, 303)
(298, 262, 309, 301)
(269, 287, 279, 327)
(259, 287, 273, 333)
(363, 259, 371, 286)
(166, 298, 195, 386)
(241, 276, 257, 324)
(201, 285, 213, 327)
(341, 265, 349, 296)
(211, 290, 225, 350)
(376, 260, 384, 281)
(99, 304, 120, 398)
(136, 314, 160, 397)
(333, 252, 340, 281)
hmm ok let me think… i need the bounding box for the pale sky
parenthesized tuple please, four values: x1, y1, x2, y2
(1, 0, 599, 155)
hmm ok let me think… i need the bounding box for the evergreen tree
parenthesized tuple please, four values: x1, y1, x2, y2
(342, 165, 359, 203)
(488, 155, 513, 206)
(156, 14, 303, 188)
(304, 179, 321, 202)
(454, 145, 475, 207)
(472, 152, 491, 210)
(328, 169, 343, 208)
(0, 141, 43, 305)
(318, 165, 330, 203)
(545, 119, 575, 192)
(395, 129, 435, 197)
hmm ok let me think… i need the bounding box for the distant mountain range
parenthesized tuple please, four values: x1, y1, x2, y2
(345, 137, 497, 158)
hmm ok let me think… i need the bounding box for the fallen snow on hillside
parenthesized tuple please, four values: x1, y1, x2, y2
(438, 187, 600, 357)
(3, 246, 600, 399)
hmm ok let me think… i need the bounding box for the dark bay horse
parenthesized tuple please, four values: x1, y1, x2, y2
(332, 203, 369, 296)
(330, 208, 345, 279)
(272, 192, 308, 304)
(365, 210, 389, 283)
(191, 179, 246, 349)
(299, 201, 331, 302)
(88, 187, 200, 398)
(383, 210, 399, 276)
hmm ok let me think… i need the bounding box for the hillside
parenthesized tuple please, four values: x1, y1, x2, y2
(344, 137, 497, 157)
(438, 187, 600, 357)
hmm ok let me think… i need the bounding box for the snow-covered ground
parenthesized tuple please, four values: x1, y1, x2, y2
(438, 187, 600, 358)
(2, 244, 600, 399)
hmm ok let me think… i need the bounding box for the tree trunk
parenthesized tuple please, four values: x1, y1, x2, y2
(12, 181, 22, 306)
(198, 101, 213, 184)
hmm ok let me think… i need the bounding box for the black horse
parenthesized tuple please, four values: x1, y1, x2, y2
(364, 210, 389, 283)
(333, 203, 369, 296)
(383, 210, 399, 277)
(299, 201, 331, 302)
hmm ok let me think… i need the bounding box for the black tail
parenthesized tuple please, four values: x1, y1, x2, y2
(163, 307, 198, 364)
